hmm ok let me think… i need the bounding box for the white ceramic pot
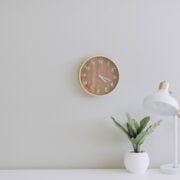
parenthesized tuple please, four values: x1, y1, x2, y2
(124, 151, 150, 174)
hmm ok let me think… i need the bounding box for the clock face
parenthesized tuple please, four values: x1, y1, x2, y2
(79, 56, 119, 96)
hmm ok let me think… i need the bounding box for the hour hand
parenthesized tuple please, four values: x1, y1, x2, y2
(98, 75, 111, 83)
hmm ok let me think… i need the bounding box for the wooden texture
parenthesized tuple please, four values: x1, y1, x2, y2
(79, 56, 119, 95)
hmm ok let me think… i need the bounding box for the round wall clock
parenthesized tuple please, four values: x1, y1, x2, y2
(79, 56, 119, 96)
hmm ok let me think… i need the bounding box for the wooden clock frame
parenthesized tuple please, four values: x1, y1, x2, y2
(79, 56, 120, 96)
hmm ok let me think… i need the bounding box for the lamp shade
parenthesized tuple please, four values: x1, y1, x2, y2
(143, 81, 179, 116)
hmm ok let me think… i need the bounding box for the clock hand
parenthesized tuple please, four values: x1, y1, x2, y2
(98, 75, 107, 83)
(102, 76, 111, 82)
(99, 75, 111, 82)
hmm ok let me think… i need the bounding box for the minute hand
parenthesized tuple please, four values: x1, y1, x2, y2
(98, 75, 111, 83)
(102, 76, 111, 82)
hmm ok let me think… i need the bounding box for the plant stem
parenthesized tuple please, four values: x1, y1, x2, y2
(133, 144, 140, 153)
(132, 144, 136, 152)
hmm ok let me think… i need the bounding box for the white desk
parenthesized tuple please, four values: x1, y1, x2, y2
(0, 169, 179, 180)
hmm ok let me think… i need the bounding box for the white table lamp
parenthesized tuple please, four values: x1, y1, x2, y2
(143, 81, 180, 174)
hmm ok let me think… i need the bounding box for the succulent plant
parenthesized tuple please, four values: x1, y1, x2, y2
(111, 113, 162, 153)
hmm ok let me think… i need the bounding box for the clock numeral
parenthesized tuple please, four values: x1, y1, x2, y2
(104, 87, 108, 93)
(96, 88, 100, 94)
(82, 73, 87, 77)
(111, 68, 116, 72)
(83, 81, 88, 85)
(99, 60, 104, 64)
(110, 82, 114, 87)
(91, 61, 95, 65)
(85, 66, 90, 71)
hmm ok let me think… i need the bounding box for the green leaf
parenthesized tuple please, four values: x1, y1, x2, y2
(126, 123, 135, 138)
(111, 117, 129, 137)
(130, 131, 146, 145)
(111, 114, 162, 153)
(138, 116, 150, 134)
(145, 120, 162, 135)
(132, 118, 139, 131)
(126, 113, 137, 135)
(131, 120, 162, 145)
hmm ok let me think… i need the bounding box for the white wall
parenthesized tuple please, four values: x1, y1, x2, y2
(0, 0, 180, 168)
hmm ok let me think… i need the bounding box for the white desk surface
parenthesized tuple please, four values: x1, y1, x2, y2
(0, 169, 179, 180)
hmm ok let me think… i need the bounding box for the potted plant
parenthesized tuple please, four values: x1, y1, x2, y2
(111, 113, 161, 174)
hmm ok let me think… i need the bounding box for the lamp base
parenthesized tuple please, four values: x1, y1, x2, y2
(160, 164, 180, 175)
